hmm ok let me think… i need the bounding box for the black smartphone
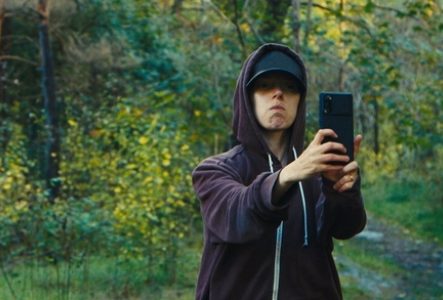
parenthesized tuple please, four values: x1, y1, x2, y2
(319, 92, 354, 162)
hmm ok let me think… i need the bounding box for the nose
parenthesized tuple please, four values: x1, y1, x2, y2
(272, 86, 284, 99)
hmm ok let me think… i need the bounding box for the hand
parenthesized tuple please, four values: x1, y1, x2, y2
(279, 129, 350, 185)
(323, 135, 363, 192)
(273, 129, 351, 203)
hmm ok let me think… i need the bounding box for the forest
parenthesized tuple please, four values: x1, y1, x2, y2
(0, 0, 442, 299)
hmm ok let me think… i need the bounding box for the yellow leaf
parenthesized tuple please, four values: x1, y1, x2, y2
(143, 176, 153, 184)
(133, 108, 143, 117)
(126, 164, 137, 170)
(139, 136, 149, 145)
(212, 35, 223, 45)
(240, 23, 250, 33)
(15, 201, 28, 211)
(68, 119, 78, 127)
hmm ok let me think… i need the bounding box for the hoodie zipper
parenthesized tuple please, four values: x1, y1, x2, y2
(268, 150, 308, 300)
(292, 147, 309, 247)
(268, 154, 283, 300)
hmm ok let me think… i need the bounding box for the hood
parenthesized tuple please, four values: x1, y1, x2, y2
(232, 43, 308, 159)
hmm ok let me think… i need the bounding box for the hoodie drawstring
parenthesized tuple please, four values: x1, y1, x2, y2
(269, 149, 309, 300)
(268, 154, 283, 300)
(292, 147, 309, 247)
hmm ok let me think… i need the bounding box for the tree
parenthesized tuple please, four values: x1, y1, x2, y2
(38, 0, 60, 201)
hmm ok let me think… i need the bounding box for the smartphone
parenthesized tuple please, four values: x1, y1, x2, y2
(319, 92, 354, 162)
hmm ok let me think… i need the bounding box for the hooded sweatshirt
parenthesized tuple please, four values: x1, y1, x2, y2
(192, 43, 366, 300)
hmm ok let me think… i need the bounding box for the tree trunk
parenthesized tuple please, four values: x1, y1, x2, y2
(261, 0, 290, 41)
(337, 62, 345, 91)
(0, 3, 11, 162)
(372, 99, 379, 154)
(0, 5, 5, 135)
(303, 0, 313, 46)
(171, 0, 184, 14)
(38, 0, 60, 202)
(292, 0, 301, 52)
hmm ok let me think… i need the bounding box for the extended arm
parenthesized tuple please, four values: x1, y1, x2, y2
(193, 157, 290, 244)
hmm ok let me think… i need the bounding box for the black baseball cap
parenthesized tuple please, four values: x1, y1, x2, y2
(246, 50, 305, 91)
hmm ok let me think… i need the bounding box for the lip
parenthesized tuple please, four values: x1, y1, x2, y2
(270, 105, 285, 111)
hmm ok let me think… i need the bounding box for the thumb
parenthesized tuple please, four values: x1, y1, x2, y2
(354, 135, 363, 158)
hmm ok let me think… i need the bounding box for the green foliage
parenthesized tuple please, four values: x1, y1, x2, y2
(61, 96, 201, 262)
(363, 166, 443, 244)
(1, 0, 442, 297)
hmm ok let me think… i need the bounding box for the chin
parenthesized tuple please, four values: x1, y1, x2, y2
(266, 124, 291, 131)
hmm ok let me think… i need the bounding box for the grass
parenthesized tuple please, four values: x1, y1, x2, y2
(363, 175, 443, 244)
(1, 175, 441, 299)
(0, 250, 199, 300)
(335, 239, 402, 277)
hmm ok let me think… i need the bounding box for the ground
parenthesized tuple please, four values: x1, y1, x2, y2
(336, 215, 443, 299)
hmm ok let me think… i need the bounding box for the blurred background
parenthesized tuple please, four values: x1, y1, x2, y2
(0, 0, 441, 299)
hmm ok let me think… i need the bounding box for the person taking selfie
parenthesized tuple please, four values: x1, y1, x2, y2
(192, 43, 366, 300)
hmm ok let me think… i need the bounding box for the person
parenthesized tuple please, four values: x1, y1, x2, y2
(192, 43, 366, 300)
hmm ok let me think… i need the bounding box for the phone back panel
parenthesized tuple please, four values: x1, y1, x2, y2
(319, 92, 354, 161)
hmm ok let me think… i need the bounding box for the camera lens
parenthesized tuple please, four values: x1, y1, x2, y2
(324, 95, 332, 114)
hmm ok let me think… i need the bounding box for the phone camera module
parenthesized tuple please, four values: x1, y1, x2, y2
(324, 95, 332, 114)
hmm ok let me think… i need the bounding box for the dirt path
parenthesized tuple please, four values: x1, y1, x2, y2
(337, 215, 443, 299)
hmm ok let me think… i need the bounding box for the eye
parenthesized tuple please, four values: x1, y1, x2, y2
(254, 82, 273, 90)
(284, 84, 300, 93)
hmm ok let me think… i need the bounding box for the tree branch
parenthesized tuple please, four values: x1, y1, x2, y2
(242, 0, 264, 45)
(306, 2, 375, 39)
(0, 55, 38, 66)
(231, 0, 246, 57)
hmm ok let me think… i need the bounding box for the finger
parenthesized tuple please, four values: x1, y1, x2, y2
(333, 174, 349, 190)
(321, 141, 347, 155)
(337, 180, 357, 192)
(333, 174, 357, 191)
(320, 164, 346, 173)
(354, 134, 363, 157)
(321, 155, 350, 166)
(342, 161, 359, 174)
(312, 129, 338, 145)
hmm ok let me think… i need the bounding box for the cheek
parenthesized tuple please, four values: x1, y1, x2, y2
(252, 96, 267, 123)
(254, 105, 268, 126)
(289, 106, 298, 121)
(289, 98, 301, 119)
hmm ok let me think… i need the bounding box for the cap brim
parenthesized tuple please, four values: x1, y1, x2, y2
(246, 69, 305, 91)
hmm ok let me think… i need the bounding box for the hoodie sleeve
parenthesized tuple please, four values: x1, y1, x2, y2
(316, 175, 366, 240)
(192, 157, 290, 244)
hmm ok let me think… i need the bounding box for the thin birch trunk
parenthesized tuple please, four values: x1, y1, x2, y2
(38, 0, 60, 201)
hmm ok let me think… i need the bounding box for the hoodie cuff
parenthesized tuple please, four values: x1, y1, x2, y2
(260, 170, 292, 212)
(321, 172, 362, 207)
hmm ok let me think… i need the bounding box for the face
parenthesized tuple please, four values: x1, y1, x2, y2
(250, 72, 301, 132)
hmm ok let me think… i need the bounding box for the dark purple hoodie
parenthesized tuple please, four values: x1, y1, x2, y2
(192, 43, 366, 300)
